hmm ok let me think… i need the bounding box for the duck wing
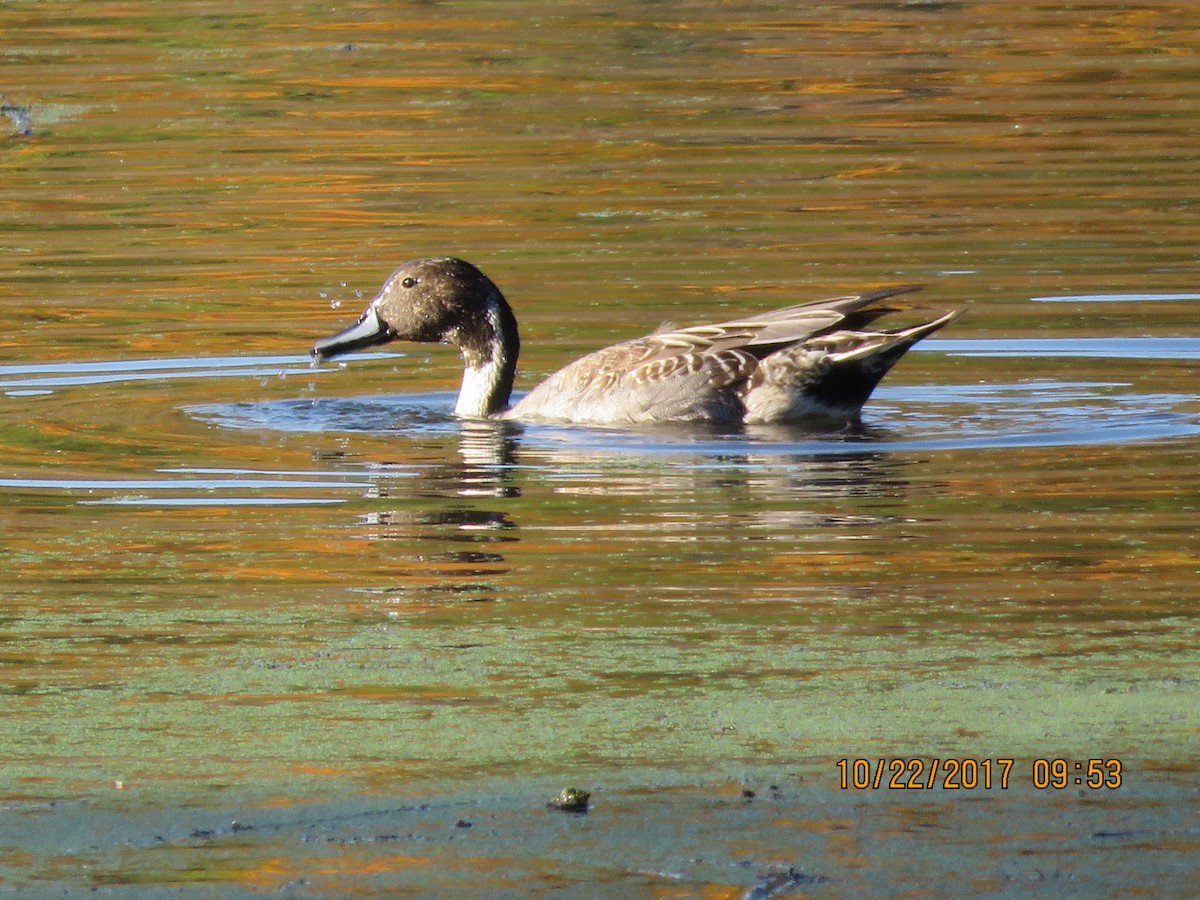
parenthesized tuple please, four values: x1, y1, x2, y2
(637, 284, 922, 361)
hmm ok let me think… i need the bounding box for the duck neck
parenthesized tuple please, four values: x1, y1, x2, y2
(452, 288, 520, 418)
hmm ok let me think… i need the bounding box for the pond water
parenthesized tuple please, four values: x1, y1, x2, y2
(2, 2, 1199, 896)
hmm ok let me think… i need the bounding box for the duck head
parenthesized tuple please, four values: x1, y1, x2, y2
(312, 257, 520, 418)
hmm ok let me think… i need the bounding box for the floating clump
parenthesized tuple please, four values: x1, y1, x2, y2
(547, 787, 590, 813)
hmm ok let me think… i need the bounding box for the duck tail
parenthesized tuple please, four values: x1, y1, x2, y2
(877, 308, 962, 353)
(749, 307, 962, 424)
(816, 309, 963, 414)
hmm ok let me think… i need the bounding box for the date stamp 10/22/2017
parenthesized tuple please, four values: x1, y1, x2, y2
(836, 758, 1124, 791)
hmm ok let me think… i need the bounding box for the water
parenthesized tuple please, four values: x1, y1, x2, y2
(2, 2, 1199, 896)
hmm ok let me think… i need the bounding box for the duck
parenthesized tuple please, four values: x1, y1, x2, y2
(311, 256, 960, 426)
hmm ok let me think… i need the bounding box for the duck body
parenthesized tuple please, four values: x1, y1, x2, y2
(312, 257, 960, 427)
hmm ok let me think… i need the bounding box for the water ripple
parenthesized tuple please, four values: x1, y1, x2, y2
(1030, 293, 1200, 303)
(0, 472, 376, 507)
(4, 341, 1195, 458)
(191, 380, 1200, 456)
(923, 337, 1200, 359)
(0, 353, 399, 393)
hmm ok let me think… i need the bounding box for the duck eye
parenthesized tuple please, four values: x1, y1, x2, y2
(401, 277, 418, 289)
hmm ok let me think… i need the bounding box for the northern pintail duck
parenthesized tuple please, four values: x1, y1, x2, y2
(312, 257, 960, 426)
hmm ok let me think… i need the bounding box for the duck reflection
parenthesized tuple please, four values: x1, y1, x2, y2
(457, 418, 522, 485)
(525, 442, 913, 535)
(352, 503, 517, 603)
(333, 419, 521, 603)
(328, 416, 919, 606)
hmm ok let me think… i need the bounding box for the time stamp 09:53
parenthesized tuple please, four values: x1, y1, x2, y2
(836, 758, 1124, 791)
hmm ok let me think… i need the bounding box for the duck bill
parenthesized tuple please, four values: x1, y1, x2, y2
(312, 305, 392, 361)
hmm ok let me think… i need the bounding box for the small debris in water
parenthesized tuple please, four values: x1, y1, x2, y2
(2, 104, 32, 135)
(547, 787, 590, 813)
(743, 866, 829, 899)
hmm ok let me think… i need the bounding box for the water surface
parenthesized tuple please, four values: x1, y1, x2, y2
(2, 2, 1199, 896)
